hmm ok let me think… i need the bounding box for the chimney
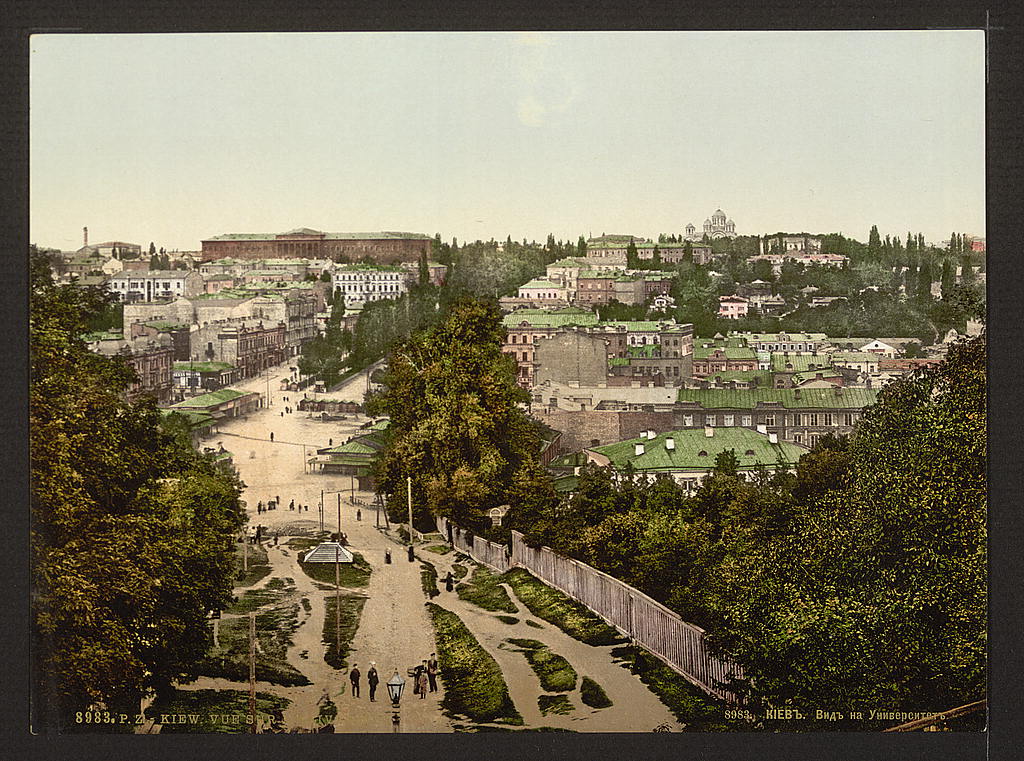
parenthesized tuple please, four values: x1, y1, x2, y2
(768, 432, 779, 444)
(646, 430, 655, 440)
(634, 443, 645, 456)
(665, 437, 675, 450)
(704, 425, 714, 437)
(83, 226, 88, 247)
(639, 431, 648, 439)
(834, 386, 843, 396)
(794, 388, 801, 400)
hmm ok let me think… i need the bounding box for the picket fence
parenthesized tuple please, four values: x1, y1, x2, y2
(432, 516, 743, 703)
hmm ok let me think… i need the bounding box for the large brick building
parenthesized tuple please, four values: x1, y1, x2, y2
(201, 227, 432, 263)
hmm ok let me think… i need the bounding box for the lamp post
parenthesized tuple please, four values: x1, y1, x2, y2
(386, 670, 406, 733)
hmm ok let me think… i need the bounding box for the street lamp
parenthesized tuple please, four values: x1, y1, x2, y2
(386, 670, 406, 733)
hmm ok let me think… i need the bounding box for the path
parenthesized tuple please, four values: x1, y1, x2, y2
(423, 549, 682, 732)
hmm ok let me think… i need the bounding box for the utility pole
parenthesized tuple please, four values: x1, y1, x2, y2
(243, 534, 248, 573)
(335, 493, 341, 654)
(248, 611, 257, 733)
(320, 489, 325, 534)
(407, 476, 413, 544)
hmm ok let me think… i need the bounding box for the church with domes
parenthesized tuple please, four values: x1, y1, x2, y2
(685, 209, 736, 240)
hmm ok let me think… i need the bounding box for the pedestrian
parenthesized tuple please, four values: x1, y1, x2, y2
(349, 664, 361, 698)
(290, 500, 295, 511)
(417, 665, 428, 699)
(407, 545, 415, 562)
(427, 653, 438, 692)
(356, 509, 361, 522)
(444, 571, 454, 593)
(270, 432, 274, 442)
(367, 662, 379, 702)
(329, 438, 333, 447)
(412, 665, 422, 695)
(276, 495, 280, 506)
(385, 548, 392, 564)
(257, 501, 262, 514)
(280, 411, 284, 417)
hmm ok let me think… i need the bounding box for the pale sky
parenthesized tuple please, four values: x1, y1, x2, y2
(30, 31, 985, 252)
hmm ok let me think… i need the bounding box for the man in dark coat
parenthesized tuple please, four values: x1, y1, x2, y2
(427, 653, 439, 693)
(349, 664, 361, 698)
(444, 571, 454, 592)
(367, 662, 379, 702)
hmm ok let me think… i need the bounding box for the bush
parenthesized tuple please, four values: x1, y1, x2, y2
(322, 594, 367, 670)
(457, 565, 516, 613)
(421, 562, 440, 599)
(503, 639, 576, 692)
(580, 676, 612, 709)
(426, 602, 522, 725)
(502, 569, 625, 646)
(197, 605, 309, 686)
(298, 551, 372, 587)
(538, 694, 573, 716)
(496, 615, 519, 625)
(235, 541, 270, 586)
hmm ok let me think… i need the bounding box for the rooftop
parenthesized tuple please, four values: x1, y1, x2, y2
(590, 427, 806, 472)
(676, 387, 879, 409)
(170, 388, 255, 409)
(520, 278, 563, 289)
(770, 354, 833, 373)
(173, 361, 235, 373)
(694, 346, 757, 360)
(503, 309, 599, 329)
(205, 230, 431, 242)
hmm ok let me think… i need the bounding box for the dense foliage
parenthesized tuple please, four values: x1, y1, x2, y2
(30, 247, 246, 730)
(366, 299, 542, 530)
(512, 335, 986, 726)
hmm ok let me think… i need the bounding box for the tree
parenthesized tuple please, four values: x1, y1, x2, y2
(707, 336, 986, 727)
(577, 235, 587, 257)
(30, 247, 245, 729)
(626, 238, 639, 268)
(868, 225, 881, 255)
(366, 299, 541, 530)
(417, 249, 430, 287)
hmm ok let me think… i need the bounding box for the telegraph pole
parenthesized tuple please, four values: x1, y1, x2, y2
(248, 611, 257, 733)
(407, 476, 413, 544)
(336, 493, 342, 653)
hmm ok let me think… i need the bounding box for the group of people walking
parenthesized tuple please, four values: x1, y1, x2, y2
(346, 654, 439, 702)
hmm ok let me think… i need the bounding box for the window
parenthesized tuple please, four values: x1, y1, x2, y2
(741, 415, 752, 427)
(724, 414, 734, 426)
(824, 413, 833, 426)
(511, 335, 517, 344)
(707, 415, 716, 426)
(844, 413, 854, 426)
(794, 433, 803, 444)
(793, 413, 802, 426)
(764, 414, 776, 426)
(683, 414, 693, 427)
(809, 414, 818, 426)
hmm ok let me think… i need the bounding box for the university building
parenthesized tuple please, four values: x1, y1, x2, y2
(201, 227, 432, 263)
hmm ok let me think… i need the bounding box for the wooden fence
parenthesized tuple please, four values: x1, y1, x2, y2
(431, 518, 743, 703)
(434, 516, 511, 573)
(509, 530, 743, 702)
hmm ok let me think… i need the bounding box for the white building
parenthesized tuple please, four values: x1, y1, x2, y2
(331, 265, 409, 307)
(107, 270, 204, 302)
(685, 209, 737, 240)
(518, 278, 568, 302)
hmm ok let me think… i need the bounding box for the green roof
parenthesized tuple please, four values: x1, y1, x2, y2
(503, 309, 599, 329)
(334, 263, 405, 272)
(323, 439, 379, 456)
(676, 387, 879, 409)
(205, 231, 430, 241)
(548, 257, 586, 267)
(579, 270, 618, 279)
(173, 361, 235, 373)
(609, 357, 630, 367)
(520, 278, 562, 289)
(831, 351, 879, 362)
(591, 428, 806, 472)
(770, 354, 833, 372)
(170, 388, 253, 409)
(694, 346, 757, 360)
(84, 330, 124, 341)
(145, 320, 189, 331)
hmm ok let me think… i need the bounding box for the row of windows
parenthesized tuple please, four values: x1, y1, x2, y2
(681, 412, 858, 427)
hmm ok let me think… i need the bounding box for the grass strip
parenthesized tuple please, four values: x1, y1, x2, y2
(421, 561, 440, 599)
(503, 639, 577, 692)
(495, 615, 519, 625)
(147, 689, 291, 733)
(451, 564, 468, 580)
(424, 544, 453, 555)
(298, 551, 372, 587)
(580, 676, 613, 709)
(235, 541, 270, 586)
(197, 605, 309, 686)
(226, 579, 294, 614)
(457, 565, 516, 613)
(610, 645, 744, 731)
(322, 593, 367, 670)
(538, 694, 573, 716)
(426, 602, 523, 726)
(501, 568, 625, 646)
